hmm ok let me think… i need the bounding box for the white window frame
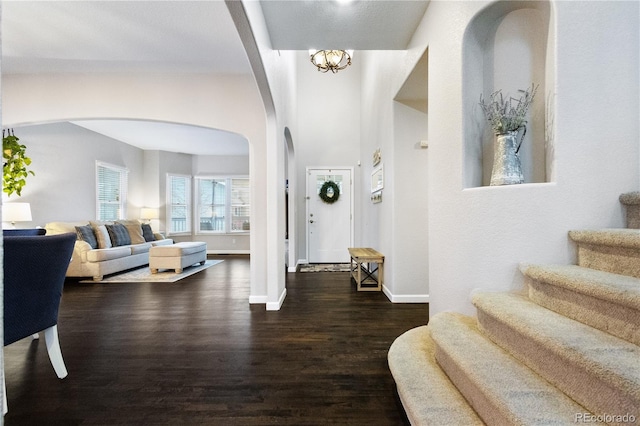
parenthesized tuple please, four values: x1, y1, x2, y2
(194, 176, 250, 234)
(96, 161, 128, 221)
(166, 174, 192, 235)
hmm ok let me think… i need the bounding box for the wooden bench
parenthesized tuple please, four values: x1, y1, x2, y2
(348, 247, 384, 291)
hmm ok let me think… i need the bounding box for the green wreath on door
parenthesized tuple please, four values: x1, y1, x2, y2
(319, 181, 340, 204)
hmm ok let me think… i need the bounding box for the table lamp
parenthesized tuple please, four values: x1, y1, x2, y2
(2, 202, 32, 228)
(140, 207, 159, 223)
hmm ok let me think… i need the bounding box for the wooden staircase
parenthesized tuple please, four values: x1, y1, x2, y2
(388, 193, 640, 425)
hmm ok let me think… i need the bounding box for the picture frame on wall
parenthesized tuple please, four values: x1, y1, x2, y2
(373, 148, 381, 166)
(371, 164, 384, 193)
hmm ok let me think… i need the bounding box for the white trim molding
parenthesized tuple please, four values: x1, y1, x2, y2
(383, 285, 430, 303)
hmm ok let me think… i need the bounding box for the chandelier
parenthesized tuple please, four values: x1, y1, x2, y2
(309, 50, 353, 73)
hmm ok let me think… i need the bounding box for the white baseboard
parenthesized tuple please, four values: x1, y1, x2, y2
(266, 288, 287, 311)
(383, 285, 429, 303)
(249, 294, 268, 304)
(287, 259, 307, 273)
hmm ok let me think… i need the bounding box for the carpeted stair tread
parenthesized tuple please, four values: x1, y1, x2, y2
(473, 292, 640, 420)
(620, 192, 640, 228)
(568, 228, 640, 249)
(388, 325, 484, 425)
(429, 312, 598, 426)
(521, 263, 640, 345)
(620, 191, 640, 206)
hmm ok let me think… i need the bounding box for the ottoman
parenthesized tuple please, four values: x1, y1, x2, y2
(149, 242, 207, 274)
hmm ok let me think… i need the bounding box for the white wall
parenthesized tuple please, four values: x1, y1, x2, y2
(357, 0, 638, 315)
(391, 102, 429, 301)
(2, 121, 145, 226)
(420, 0, 638, 316)
(235, 0, 298, 309)
(295, 51, 362, 264)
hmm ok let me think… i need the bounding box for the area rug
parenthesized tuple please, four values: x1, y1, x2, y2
(298, 263, 351, 273)
(80, 260, 223, 283)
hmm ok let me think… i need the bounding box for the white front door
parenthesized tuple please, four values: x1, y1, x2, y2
(307, 168, 352, 263)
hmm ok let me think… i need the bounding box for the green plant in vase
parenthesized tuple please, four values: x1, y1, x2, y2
(3, 129, 34, 196)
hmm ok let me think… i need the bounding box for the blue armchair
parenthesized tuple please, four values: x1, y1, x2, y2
(3, 232, 76, 412)
(3, 228, 46, 236)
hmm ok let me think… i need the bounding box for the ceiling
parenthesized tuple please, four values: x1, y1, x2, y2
(1, 0, 429, 155)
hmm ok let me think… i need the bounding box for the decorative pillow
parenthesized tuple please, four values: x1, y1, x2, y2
(75, 225, 98, 249)
(117, 220, 145, 245)
(106, 223, 131, 247)
(92, 224, 112, 249)
(141, 223, 156, 242)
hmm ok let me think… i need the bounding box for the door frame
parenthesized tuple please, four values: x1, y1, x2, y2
(305, 166, 355, 263)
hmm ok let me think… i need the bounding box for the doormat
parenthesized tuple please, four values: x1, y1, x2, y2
(80, 260, 223, 283)
(298, 263, 351, 273)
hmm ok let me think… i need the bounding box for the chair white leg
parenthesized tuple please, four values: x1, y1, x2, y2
(43, 325, 68, 379)
(3, 368, 7, 415)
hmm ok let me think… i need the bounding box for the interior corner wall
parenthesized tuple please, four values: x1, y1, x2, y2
(391, 102, 429, 300)
(359, 47, 430, 302)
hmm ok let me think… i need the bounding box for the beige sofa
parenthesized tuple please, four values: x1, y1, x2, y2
(45, 220, 174, 281)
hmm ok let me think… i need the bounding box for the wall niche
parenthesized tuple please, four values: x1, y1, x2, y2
(463, 0, 555, 188)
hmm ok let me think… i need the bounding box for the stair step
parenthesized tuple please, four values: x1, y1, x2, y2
(569, 228, 640, 278)
(430, 312, 599, 425)
(388, 325, 484, 425)
(521, 264, 640, 345)
(472, 292, 640, 421)
(620, 191, 640, 229)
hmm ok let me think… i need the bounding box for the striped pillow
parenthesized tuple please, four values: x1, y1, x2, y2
(106, 223, 131, 247)
(75, 225, 98, 249)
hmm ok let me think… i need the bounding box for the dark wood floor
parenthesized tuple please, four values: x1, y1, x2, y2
(4, 255, 428, 425)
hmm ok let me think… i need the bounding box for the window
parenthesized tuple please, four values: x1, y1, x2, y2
(167, 174, 191, 234)
(96, 161, 128, 221)
(196, 177, 250, 233)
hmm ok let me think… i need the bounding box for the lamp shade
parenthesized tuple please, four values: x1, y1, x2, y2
(3, 202, 32, 224)
(140, 207, 159, 220)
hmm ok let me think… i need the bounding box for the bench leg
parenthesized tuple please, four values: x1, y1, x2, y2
(150, 268, 158, 274)
(176, 268, 183, 273)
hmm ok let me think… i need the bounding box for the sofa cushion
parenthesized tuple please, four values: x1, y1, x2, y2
(130, 242, 153, 255)
(117, 220, 146, 244)
(46, 221, 89, 235)
(141, 223, 156, 242)
(86, 246, 132, 263)
(106, 223, 131, 247)
(92, 224, 112, 249)
(75, 225, 98, 249)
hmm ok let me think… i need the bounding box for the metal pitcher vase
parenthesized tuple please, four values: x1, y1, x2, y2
(490, 130, 524, 186)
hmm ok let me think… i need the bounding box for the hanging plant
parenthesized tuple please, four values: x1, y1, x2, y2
(319, 181, 340, 204)
(3, 129, 34, 197)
